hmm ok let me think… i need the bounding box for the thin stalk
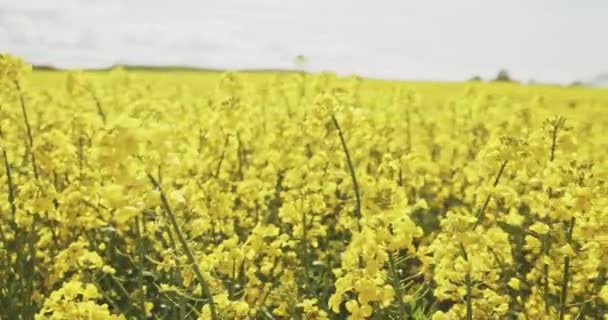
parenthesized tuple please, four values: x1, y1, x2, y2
(547, 117, 566, 163)
(178, 288, 187, 320)
(299, 196, 313, 295)
(198, 129, 204, 154)
(472, 160, 508, 229)
(543, 237, 552, 313)
(78, 136, 84, 181)
(214, 135, 230, 178)
(464, 274, 474, 320)
(0, 127, 17, 220)
(14, 80, 39, 318)
(544, 116, 565, 312)
(236, 132, 245, 180)
(558, 217, 575, 320)
(331, 114, 365, 268)
(331, 115, 361, 226)
(405, 106, 412, 153)
(24, 215, 37, 318)
(14, 80, 38, 180)
(89, 90, 107, 124)
(460, 243, 473, 320)
(388, 253, 407, 320)
(135, 216, 147, 317)
(148, 174, 218, 320)
(228, 258, 237, 299)
(108, 274, 133, 305)
(92, 279, 121, 312)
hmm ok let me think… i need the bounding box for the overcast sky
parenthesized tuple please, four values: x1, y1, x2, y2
(1, 0, 607, 83)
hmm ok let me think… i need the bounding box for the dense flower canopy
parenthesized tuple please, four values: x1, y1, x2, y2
(0, 53, 607, 319)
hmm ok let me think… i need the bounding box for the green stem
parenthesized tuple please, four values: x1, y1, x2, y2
(214, 134, 230, 178)
(331, 115, 361, 226)
(0, 128, 16, 221)
(549, 118, 564, 162)
(236, 132, 245, 180)
(148, 174, 218, 320)
(543, 235, 552, 313)
(14, 82, 40, 316)
(89, 90, 107, 124)
(14, 80, 38, 180)
(388, 253, 407, 320)
(301, 203, 311, 292)
(405, 106, 412, 153)
(135, 216, 147, 317)
(460, 243, 473, 320)
(472, 160, 508, 229)
(558, 217, 575, 320)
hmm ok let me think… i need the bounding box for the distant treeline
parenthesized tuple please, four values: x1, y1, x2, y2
(32, 64, 297, 73)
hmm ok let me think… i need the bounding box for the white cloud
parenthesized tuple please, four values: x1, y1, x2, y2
(0, 0, 606, 83)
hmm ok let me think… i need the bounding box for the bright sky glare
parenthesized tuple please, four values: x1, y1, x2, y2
(1, 0, 607, 83)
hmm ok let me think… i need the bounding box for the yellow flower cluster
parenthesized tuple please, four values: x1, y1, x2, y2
(0, 53, 607, 319)
(36, 279, 125, 320)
